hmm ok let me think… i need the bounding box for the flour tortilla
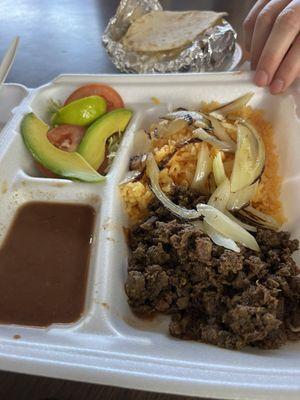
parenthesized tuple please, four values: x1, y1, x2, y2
(122, 10, 227, 53)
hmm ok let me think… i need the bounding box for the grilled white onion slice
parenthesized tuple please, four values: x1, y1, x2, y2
(207, 115, 237, 149)
(227, 181, 259, 211)
(193, 127, 235, 152)
(197, 204, 259, 251)
(213, 152, 227, 186)
(191, 143, 212, 193)
(163, 110, 210, 128)
(208, 178, 230, 210)
(239, 206, 281, 231)
(146, 154, 259, 251)
(230, 122, 265, 192)
(209, 92, 254, 120)
(203, 222, 241, 253)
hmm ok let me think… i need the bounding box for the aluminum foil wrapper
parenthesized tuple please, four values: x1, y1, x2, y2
(102, 0, 237, 74)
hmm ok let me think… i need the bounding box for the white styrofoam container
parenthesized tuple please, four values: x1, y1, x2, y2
(0, 83, 28, 131)
(0, 72, 300, 400)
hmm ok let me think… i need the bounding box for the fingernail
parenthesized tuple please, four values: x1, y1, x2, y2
(270, 78, 285, 94)
(254, 70, 269, 86)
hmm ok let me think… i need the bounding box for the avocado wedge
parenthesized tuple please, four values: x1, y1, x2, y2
(78, 108, 132, 170)
(21, 113, 104, 183)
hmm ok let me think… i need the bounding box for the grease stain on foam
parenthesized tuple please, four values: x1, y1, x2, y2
(52, 181, 67, 188)
(1, 181, 8, 194)
(87, 194, 100, 206)
(38, 191, 55, 200)
(102, 217, 114, 231)
(0, 222, 7, 240)
(99, 302, 165, 332)
(13, 334, 21, 340)
(101, 302, 110, 310)
(151, 96, 161, 105)
(122, 314, 165, 331)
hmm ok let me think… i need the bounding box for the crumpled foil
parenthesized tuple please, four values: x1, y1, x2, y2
(102, 0, 237, 74)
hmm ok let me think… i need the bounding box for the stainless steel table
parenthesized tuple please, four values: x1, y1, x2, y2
(0, 0, 255, 399)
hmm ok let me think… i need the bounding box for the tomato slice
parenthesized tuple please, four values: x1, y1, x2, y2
(64, 84, 124, 112)
(47, 124, 86, 152)
(34, 125, 86, 178)
(35, 124, 111, 178)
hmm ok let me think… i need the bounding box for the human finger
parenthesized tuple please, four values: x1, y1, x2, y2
(250, 0, 291, 69)
(254, 0, 300, 87)
(269, 33, 300, 93)
(243, 0, 270, 52)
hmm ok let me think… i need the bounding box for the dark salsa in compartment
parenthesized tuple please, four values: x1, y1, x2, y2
(0, 202, 95, 327)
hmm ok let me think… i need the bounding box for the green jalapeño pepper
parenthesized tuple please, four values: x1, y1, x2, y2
(52, 96, 107, 127)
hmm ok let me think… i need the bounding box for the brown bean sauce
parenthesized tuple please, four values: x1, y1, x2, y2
(0, 202, 95, 327)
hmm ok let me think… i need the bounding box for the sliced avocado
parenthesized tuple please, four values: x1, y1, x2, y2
(78, 108, 132, 170)
(21, 113, 104, 183)
(52, 96, 107, 126)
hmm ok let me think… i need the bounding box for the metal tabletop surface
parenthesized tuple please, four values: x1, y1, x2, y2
(0, 1, 255, 399)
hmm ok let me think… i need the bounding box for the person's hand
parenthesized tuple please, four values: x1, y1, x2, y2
(243, 0, 300, 94)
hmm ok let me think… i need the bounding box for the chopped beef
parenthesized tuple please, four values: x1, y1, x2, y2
(125, 191, 300, 350)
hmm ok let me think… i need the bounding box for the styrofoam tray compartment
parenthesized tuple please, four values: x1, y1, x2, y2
(0, 72, 300, 400)
(0, 83, 28, 132)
